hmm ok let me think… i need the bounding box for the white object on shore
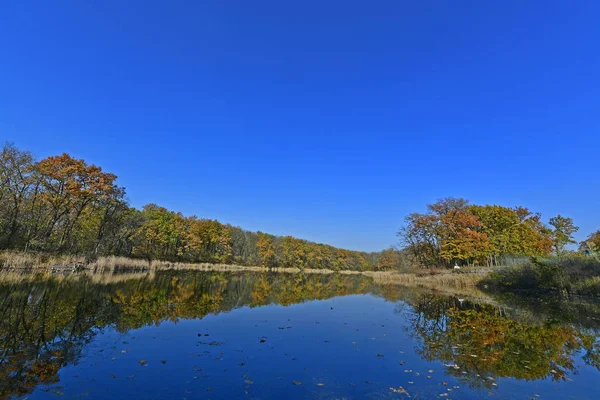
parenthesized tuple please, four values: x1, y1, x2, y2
(454, 265, 461, 270)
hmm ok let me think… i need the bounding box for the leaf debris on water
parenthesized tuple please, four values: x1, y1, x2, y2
(389, 386, 410, 397)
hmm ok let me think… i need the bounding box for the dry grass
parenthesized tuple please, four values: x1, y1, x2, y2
(0, 251, 491, 297)
(0, 251, 365, 274)
(0, 251, 86, 270)
(81, 255, 368, 275)
(366, 268, 492, 298)
(0, 269, 157, 285)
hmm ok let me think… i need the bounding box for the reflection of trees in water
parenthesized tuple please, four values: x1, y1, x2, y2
(0, 271, 374, 398)
(397, 292, 600, 389)
(3, 272, 600, 398)
(0, 279, 115, 398)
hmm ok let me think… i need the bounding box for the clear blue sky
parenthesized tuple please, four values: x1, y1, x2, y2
(1, 1, 599, 252)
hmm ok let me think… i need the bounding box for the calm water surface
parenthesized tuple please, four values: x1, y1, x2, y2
(1, 270, 600, 399)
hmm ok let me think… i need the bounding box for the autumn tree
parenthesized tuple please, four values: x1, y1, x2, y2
(549, 215, 579, 257)
(32, 153, 125, 253)
(586, 231, 600, 249)
(581, 231, 600, 257)
(184, 218, 232, 263)
(0, 143, 35, 248)
(400, 198, 491, 267)
(256, 232, 277, 267)
(470, 205, 552, 265)
(132, 204, 186, 261)
(227, 225, 259, 265)
(376, 248, 406, 271)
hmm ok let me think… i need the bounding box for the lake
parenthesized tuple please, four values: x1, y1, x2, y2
(1, 270, 599, 399)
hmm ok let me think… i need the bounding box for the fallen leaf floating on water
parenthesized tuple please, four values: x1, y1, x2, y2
(292, 381, 303, 386)
(138, 360, 147, 366)
(389, 386, 410, 397)
(443, 363, 460, 369)
(316, 383, 325, 387)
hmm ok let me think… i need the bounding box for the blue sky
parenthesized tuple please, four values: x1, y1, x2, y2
(1, 1, 599, 252)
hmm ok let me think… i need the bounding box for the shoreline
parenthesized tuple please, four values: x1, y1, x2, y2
(0, 251, 491, 296)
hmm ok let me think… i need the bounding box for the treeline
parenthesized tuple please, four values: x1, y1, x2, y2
(0, 143, 390, 271)
(399, 197, 599, 268)
(4, 143, 597, 271)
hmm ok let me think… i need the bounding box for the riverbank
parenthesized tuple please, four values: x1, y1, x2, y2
(0, 250, 493, 295)
(0, 251, 367, 274)
(11, 251, 599, 300)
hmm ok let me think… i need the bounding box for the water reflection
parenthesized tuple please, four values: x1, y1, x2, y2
(400, 294, 600, 388)
(1, 270, 600, 399)
(0, 271, 372, 398)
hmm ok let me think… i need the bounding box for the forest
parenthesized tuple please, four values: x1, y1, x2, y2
(1, 142, 598, 271)
(0, 143, 381, 271)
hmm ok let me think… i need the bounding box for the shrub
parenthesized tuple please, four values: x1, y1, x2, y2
(480, 255, 600, 296)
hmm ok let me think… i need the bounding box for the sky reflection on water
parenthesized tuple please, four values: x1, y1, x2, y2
(1, 270, 599, 399)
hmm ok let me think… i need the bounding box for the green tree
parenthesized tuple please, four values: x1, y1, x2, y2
(549, 215, 579, 257)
